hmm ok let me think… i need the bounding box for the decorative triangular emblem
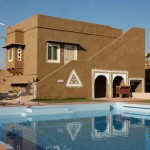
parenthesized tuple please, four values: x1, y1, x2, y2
(66, 69, 82, 87)
(66, 122, 82, 141)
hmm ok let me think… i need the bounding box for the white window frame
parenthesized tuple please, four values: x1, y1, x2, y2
(17, 46, 22, 61)
(8, 47, 13, 62)
(46, 43, 60, 63)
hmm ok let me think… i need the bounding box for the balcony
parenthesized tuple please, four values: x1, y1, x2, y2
(4, 45, 25, 75)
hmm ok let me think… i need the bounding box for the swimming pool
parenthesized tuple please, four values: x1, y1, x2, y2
(0, 102, 150, 150)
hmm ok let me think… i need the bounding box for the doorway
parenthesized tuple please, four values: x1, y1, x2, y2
(64, 45, 77, 64)
(95, 76, 107, 98)
(113, 76, 124, 97)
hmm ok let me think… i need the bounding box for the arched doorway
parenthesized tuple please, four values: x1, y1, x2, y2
(113, 76, 124, 97)
(95, 76, 107, 98)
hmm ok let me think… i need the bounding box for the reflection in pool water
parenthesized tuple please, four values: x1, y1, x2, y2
(0, 103, 150, 150)
(0, 113, 150, 150)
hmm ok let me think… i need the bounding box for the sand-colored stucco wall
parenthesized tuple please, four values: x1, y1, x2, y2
(36, 14, 122, 79)
(6, 15, 38, 75)
(37, 27, 145, 99)
(37, 28, 120, 79)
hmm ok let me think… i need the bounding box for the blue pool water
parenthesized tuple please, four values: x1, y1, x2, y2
(0, 103, 150, 150)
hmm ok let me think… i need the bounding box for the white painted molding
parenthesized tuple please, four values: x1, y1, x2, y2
(92, 69, 129, 98)
(95, 72, 110, 84)
(112, 73, 127, 85)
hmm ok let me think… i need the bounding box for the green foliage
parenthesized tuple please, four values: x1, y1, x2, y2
(0, 102, 7, 106)
(31, 98, 105, 103)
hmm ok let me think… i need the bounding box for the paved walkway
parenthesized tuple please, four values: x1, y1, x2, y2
(94, 97, 150, 105)
(1, 97, 47, 107)
(0, 96, 149, 107)
(95, 97, 146, 101)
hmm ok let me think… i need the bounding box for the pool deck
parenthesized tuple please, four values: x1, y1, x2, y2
(95, 97, 147, 101)
(0, 96, 149, 107)
(95, 97, 150, 104)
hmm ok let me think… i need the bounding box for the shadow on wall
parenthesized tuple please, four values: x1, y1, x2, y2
(0, 92, 18, 100)
(0, 83, 33, 100)
(19, 83, 33, 97)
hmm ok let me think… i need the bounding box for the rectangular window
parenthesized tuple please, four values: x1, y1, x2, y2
(8, 48, 13, 62)
(47, 43, 60, 63)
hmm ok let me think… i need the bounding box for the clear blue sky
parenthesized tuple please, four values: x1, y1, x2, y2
(0, 0, 150, 69)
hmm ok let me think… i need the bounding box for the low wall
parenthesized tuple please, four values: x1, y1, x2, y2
(132, 92, 150, 99)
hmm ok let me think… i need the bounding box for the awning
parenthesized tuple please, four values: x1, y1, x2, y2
(2, 43, 25, 48)
(11, 83, 29, 87)
(46, 39, 80, 45)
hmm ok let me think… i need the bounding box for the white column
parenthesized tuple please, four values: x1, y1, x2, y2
(33, 82, 37, 99)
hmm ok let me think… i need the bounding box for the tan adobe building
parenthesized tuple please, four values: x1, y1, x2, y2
(0, 14, 145, 99)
